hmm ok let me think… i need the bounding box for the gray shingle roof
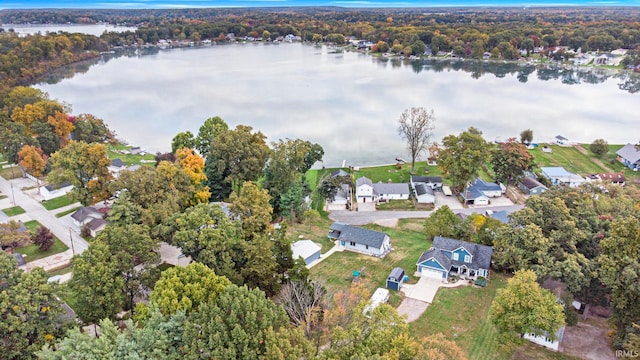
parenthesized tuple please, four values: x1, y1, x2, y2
(414, 183, 434, 196)
(432, 236, 493, 270)
(331, 169, 350, 178)
(71, 206, 102, 222)
(328, 222, 388, 249)
(355, 176, 373, 187)
(388, 267, 405, 281)
(417, 248, 451, 270)
(489, 210, 510, 224)
(44, 181, 72, 192)
(372, 182, 410, 195)
(411, 176, 443, 184)
(616, 143, 640, 164)
(111, 158, 126, 168)
(521, 177, 546, 190)
(86, 218, 108, 231)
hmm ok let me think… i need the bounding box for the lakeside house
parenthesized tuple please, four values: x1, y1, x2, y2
(586, 172, 626, 186)
(555, 135, 569, 145)
(410, 175, 443, 190)
(540, 167, 585, 187)
(616, 143, 640, 171)
(326, 184, 350, 211)
(416, 236, 493, 282)
(518, 175, 547, 195)
(461, 178, 503, 205)
(373, 181, 411, 202)
(414, 183, 435, 204)
(328, 222, 391, 257)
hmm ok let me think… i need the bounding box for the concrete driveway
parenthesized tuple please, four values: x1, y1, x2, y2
(401, 276, 442, 303)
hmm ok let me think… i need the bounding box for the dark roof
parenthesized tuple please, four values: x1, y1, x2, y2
(418, 236, 493, 271)
(86, 218, 108, 231)
(328, 222, 389, 249)
(411, 176, 443, 184)
(12, 253, 26, 266)
(44, 181, 72, 192)
(469, 178, 501, 192)
(461, 187, 487, 200)
(415, 183, 434, 196)
(598, 172, 626, 183)
(111, 158, 126, 168)
(556, 135, 568, 141)
(616, 143, 640, 163)
(521, 177, 546, 190)
(331, 169, 350, 178)
(388, 267, 405, 281)
(71, 206, 102, 222)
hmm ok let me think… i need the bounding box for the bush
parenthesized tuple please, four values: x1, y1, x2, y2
(474, 277, 488, 287)
(81, 225, 91, 238)
(31, 226, 54, 251)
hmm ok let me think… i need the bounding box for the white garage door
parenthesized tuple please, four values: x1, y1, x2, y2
(421, 267, 444, 280)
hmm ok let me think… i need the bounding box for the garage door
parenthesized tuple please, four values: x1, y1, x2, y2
(420, 267, 444, 280)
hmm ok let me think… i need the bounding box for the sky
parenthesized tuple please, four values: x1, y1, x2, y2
(2, 0, 640, 9)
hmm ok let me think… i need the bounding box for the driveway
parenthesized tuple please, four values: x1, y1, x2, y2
(397, 298, 429, 322)
(401, 276, 442, 303)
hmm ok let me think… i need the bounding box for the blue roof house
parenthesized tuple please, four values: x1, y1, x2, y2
(616, 143, 640, 171)
(416, 236, 493, 282)
(461, 178, 503, 205)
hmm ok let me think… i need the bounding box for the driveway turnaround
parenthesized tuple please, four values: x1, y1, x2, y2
(396, 298, 430, 322)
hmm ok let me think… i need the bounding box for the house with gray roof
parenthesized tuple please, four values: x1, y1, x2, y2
(326, 184, 350, 211)
(518, 176, 547, 195)
(372, 182, 410, 202)
(328, 222, 391, 257)
(410, 175, 443, 190)
(616, 143, 640, 171)
(461, 178, 503, 205)
(416, 236, 493, 282)
(71, 206, 103, 227)
(355, 176, 375, 204)
(86, 218, 108, 237)
(414, 183, 435, 204)
(330, 169, 350, 178)
(541, 167, 585, 187)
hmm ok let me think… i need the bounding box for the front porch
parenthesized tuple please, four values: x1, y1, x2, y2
(449, 265, 478, 280)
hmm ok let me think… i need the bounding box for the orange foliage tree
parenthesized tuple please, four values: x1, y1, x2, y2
(17, 144, 47, 178)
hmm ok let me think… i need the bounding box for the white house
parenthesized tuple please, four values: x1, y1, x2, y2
(414, 183, 435, 204)
(523, 327, 565, 351)
(108, 158, 127, 177)
(410, 176, 443, 190)
(541, 167, 585, 187)
(355, 177, 375, 204)
(328, 222, 391, 257)
(71, 206, 103, 227)
(461, 178, 502, 205)
(40, 181, 74, 201)
(372, 182, 410, 201)
(555, 135, 569, 145)
(326, 184, 350, 211)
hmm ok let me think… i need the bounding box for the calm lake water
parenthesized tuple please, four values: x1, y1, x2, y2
(1, 23, 137, 36)
(36, 43, 640, 168)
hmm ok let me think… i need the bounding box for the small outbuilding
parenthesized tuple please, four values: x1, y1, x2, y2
(364, 287, 390, 315)
(386, 267, 405, 291)
(291, 240, 322, 265)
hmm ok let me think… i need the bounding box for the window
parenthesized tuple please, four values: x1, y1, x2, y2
(464, 255, 471, 263)
(452, 253, 459, 261)
(349, 241, 355, 246)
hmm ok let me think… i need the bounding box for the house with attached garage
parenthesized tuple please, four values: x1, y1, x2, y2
(616, 143, 640, 171)
(326, 184, 350, 211)
(461, 178, 503, 205)
(416, 236, 493, 282)
(541, 167, 585, 187)
(410, 175, 443, 190)
(328, 222, 391, 257)
(372, 181, 411, 202)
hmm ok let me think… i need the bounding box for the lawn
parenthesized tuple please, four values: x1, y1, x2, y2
(529, 144, 609, 176)
(47, 266, 73, 277)
(42, 194, 76, 211)
(16, 238, 69, 262)
(309, 219, 429, 303)
(2, 205, 25, 216)
(288, 215, 336, 253)
(24, 220, 42, 232)
(107, 144, 156, 165)
(0, 165, 22, 180)
(353, 162, 442, 184)
(56, 206, 82, 218)
(376, 199, 416, 210)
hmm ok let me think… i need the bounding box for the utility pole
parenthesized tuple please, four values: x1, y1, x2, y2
(68, 227, 76, 255)
(10, 183, 16, 205)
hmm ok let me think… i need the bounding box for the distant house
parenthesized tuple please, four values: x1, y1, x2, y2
(486, 209, 510, 224)
(86, 218, 108, 237)
(461, 178, 503, 205)
(541, 167, 585, 187)
(372, 182, 411, 202)
(555, 135, 568, 145)
(616, 143, 640, 171)
(71, 206, 103, 227)
(411, 175, 443, 190)
(130, 147, 142, 155)
(386, 267, 405, 291)
(355, 177, 375, 204)
(40, 181, 74, 201)
(327, 184, 350, 211)
(587, 172, 626, 186)
(416, 236, 493, 282)
(108, 158, 127, 177)
(291, 240, 322, 265)
(414, 183, 435, 204)
(518, 176, 548, 195)
(328, 222, 391, 257)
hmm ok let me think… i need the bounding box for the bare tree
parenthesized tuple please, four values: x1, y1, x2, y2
(276, 280, 326, 339)
(397, 107, 436, 173)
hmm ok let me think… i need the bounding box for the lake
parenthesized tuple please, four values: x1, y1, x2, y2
(1, 23, 137, 36)
(36, 43, 640, 168)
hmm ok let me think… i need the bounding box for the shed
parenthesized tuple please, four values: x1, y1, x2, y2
(291, 240, 321, 265)
(386, 267, 405, 291)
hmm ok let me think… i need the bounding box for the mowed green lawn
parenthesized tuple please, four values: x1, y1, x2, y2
(529, 144, 609, 175)
(107, 144, 155, 165)
(309, 219, 429, 306)
(42, 194, 76, 211)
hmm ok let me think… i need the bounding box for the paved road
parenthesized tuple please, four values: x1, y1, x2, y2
(329, 204, 524, 225)
(0, 176, 88, 254)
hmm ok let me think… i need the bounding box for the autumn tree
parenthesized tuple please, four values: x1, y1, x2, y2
(397, 107, 436, 173)
(492, 223, 554, 277)
(438, 127, 490, 192)
(47, 141, 112, 205)
(0, 253, 70, 359)
(0, 220, 31, 249)
(175, 147, 211, 205)
(46, 111, 74, 147)
(491, 138, 533, 187)
(590, 138, 609, 157)
(31, 225, 54, 251)
(491, 270, 565, 340)
(71, 113, 113, 144)
(17, 144, 46, 178)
